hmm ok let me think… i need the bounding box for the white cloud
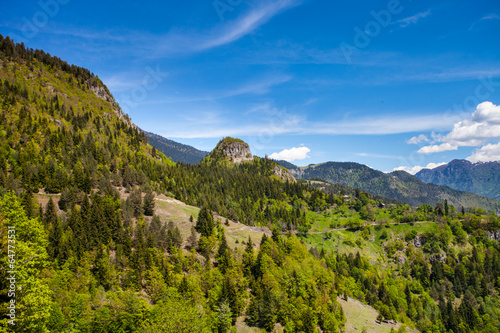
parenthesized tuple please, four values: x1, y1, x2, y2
(269, 147, 310, 162)
(467, 141, 500, 163)
(393, 162, 447, 175)
(472, 101, 500, 123)
(395, 10, 431, 28)
(407, 134, 429, 144)
(418, 101, 500, 155)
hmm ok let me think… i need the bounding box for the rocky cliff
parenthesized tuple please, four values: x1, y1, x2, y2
(214, 137, 253, 163)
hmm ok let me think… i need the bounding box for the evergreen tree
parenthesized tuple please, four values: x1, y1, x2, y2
(43, 197, 58, 227)
(195, 207, 214, 237)
(217, 229, 231, 272)
(143, 190, 155, 216)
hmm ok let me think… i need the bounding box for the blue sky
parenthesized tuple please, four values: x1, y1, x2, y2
(2, 0, 500, 173)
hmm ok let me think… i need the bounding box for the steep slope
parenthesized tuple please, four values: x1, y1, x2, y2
(416, 159, 500, 200)
(144, 131, 208, 164)
(0, 35, 173, 197)
(289, 161, 500, 211)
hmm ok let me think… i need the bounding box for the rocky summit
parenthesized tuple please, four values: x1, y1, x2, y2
(213, 137, 253, 163)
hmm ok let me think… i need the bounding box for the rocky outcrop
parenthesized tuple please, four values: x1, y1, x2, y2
(90, 84, 114, 103)
(215, 138, 253, 163)
(487, 230, 500, 241)
(413, 236, 425, 248)
(272, 165, 296, 182)
(89, 82, 136, 129)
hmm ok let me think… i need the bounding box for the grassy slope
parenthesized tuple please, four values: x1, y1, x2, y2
(338, 297, 403, 333)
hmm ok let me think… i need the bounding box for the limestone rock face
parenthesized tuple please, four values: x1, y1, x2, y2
(90, 84, 114, 103)
(89, 82, 136, 128)
(215, 138, 253, 163)
(272, 165, 296, 182)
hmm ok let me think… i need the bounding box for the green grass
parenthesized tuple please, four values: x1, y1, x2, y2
(154, 196, 270, 252)
(338, 297, 403, 333)
(301, 220, 439, 263)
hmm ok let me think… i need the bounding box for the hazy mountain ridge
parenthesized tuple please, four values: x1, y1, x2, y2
(281, 161, 500, 211)
(144, 131, 208, 164)
(416, 159, 500, 200)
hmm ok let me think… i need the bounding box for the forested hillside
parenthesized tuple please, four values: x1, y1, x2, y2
(1, 36, 500, 333)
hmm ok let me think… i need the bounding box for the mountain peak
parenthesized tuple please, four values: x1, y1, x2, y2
(211, 137, 253, 163)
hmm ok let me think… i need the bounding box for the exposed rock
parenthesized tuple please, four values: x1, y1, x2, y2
(487, 230, 500, 241)
(215, 137, 253, 163)
(90, 84, 114, 103)
(398, 255, 407, 265)
(289, 168, 304, 178)
(88, 82, 136, 129)
(429, 253, 447, 263)
(413, 236, 425, 248)
(272, 165, 296, 182)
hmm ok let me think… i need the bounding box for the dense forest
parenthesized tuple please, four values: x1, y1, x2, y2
(1, 35, 500, 333)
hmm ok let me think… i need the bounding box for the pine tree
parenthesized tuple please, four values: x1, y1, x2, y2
(187, 226, 198, 250)
(44, 197, 58, 228)
(217, 229, 231, 273)
(143, 190, 155, 216)
(128, 188, 143, 218)
(243, 236, 255, 277)
(195, 207, 214, 237)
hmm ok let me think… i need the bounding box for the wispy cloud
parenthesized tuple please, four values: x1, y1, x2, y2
(407, 134, 429, 145)
(6, 0, 302, 59)
(470, 13, 500, 31)
(354, 152, 401, 159)
(138, 74, 291, 104)
(394, 9, 431, 28)
(164, 112, 457, 139)
(155, 0, 302, 56)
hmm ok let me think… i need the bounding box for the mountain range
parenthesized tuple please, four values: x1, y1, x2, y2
(416, 159, 500, 200)
(277, 160, 500, 212)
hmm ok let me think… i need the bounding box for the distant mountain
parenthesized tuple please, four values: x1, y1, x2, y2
(275, 160, 298, 170)
(144, 131, 208, 164)
(288, 161, 500, 211)
(416, 159, 500, 200)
